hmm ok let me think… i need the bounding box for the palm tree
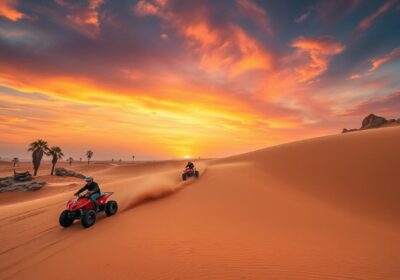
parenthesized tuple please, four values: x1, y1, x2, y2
(12, 157, 19, 167)
(48, 146, 64, 175)
(86, 150, 93, 165)
(68, 157, 73, 166)
(132, 155, 135, 161)
(79, 157, 82, 162)
(28, 139, 49, 176)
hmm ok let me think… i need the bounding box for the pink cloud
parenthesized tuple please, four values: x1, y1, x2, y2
(291, 36, 345, 82)
(133, 0, 163, 16)
(294, 10, 311, 24)
(369, 47, 400, 72)
(350, 74, 362, 80)
(353, 0, 396, 36)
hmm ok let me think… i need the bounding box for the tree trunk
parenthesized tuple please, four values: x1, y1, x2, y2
(88, 158, 90, 165)
(51, 155, 57, 175)
(32, 149, 43, 176)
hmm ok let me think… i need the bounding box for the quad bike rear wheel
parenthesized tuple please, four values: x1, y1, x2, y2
(194, 170, 199, 178)
(59, 210, 74, 228)
(182, 173, 187, 181)
(81, 210, 96, 228)
(105, 200, 118, 216)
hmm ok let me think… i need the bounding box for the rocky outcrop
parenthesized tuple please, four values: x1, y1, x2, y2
(13, 170, 33, 182)
(360, 114, 387, 129)
(342, 114, 399, 133)
(0, 171, 45, 192)
(55, 168, 85, 179)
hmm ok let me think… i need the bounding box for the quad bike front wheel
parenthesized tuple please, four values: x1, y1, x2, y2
(182, 173, 187, 181)
(105, 200, 118, 216)
(81, 210, 96, 228)
(194, 170, 199, 178)
(59, 210, 74, 228)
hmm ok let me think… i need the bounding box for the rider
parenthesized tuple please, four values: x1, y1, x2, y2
(75, 176, 101, 212)
(185, 161, 194, 169)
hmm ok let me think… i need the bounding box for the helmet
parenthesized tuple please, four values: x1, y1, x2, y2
(84, 176, 93, 182)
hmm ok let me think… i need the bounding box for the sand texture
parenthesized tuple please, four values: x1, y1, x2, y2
(1, 127, 400, 279)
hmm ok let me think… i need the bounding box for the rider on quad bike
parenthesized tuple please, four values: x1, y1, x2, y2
(75, 176, 101, 212)
(186, 161, 195, 169)
(182, 161, 199, 181)
(59, 178, 118, 229)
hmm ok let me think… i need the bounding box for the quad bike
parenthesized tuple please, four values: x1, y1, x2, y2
(182, 167, 199, 181)
(59, 192, 118, 228)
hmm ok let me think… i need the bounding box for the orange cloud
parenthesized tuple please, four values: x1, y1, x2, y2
(291, 36, 345, 82)
(0, 0, 24, 21)
(55, 0, 104, 37)
(353, 0, 396, 36)
(133, 0, 168, 17)
(229, 26, 272, 77)
(133, 0, 272, 77)
(350, 74, 362, 80)
(180, 22, 272, 77)
(134, 0, 161, 16)
(369, 47, 400, 72)
(183, 22, 218, 47)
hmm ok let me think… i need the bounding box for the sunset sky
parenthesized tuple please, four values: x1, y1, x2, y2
(1, 0, 400, 160)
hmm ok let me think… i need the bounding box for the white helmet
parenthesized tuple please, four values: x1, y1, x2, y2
(84, 176, 93, 182)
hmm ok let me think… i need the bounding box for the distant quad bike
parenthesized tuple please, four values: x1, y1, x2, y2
(182, 167, 200, 181)
(59, 192, 118, 228)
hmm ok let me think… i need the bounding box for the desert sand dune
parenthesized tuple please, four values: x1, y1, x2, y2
(0, 127, 400, 279)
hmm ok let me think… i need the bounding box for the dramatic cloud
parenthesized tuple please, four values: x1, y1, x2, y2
(291, 36, 345, 82)
(184, 23, 272, 77)
(0, 0, 24, 21)
(0, 0, 399, 159)
(133, 0, 273, 77)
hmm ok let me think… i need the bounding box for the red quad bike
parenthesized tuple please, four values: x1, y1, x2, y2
(182, 167, 200, 181)
(59, 192, 118, 228)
